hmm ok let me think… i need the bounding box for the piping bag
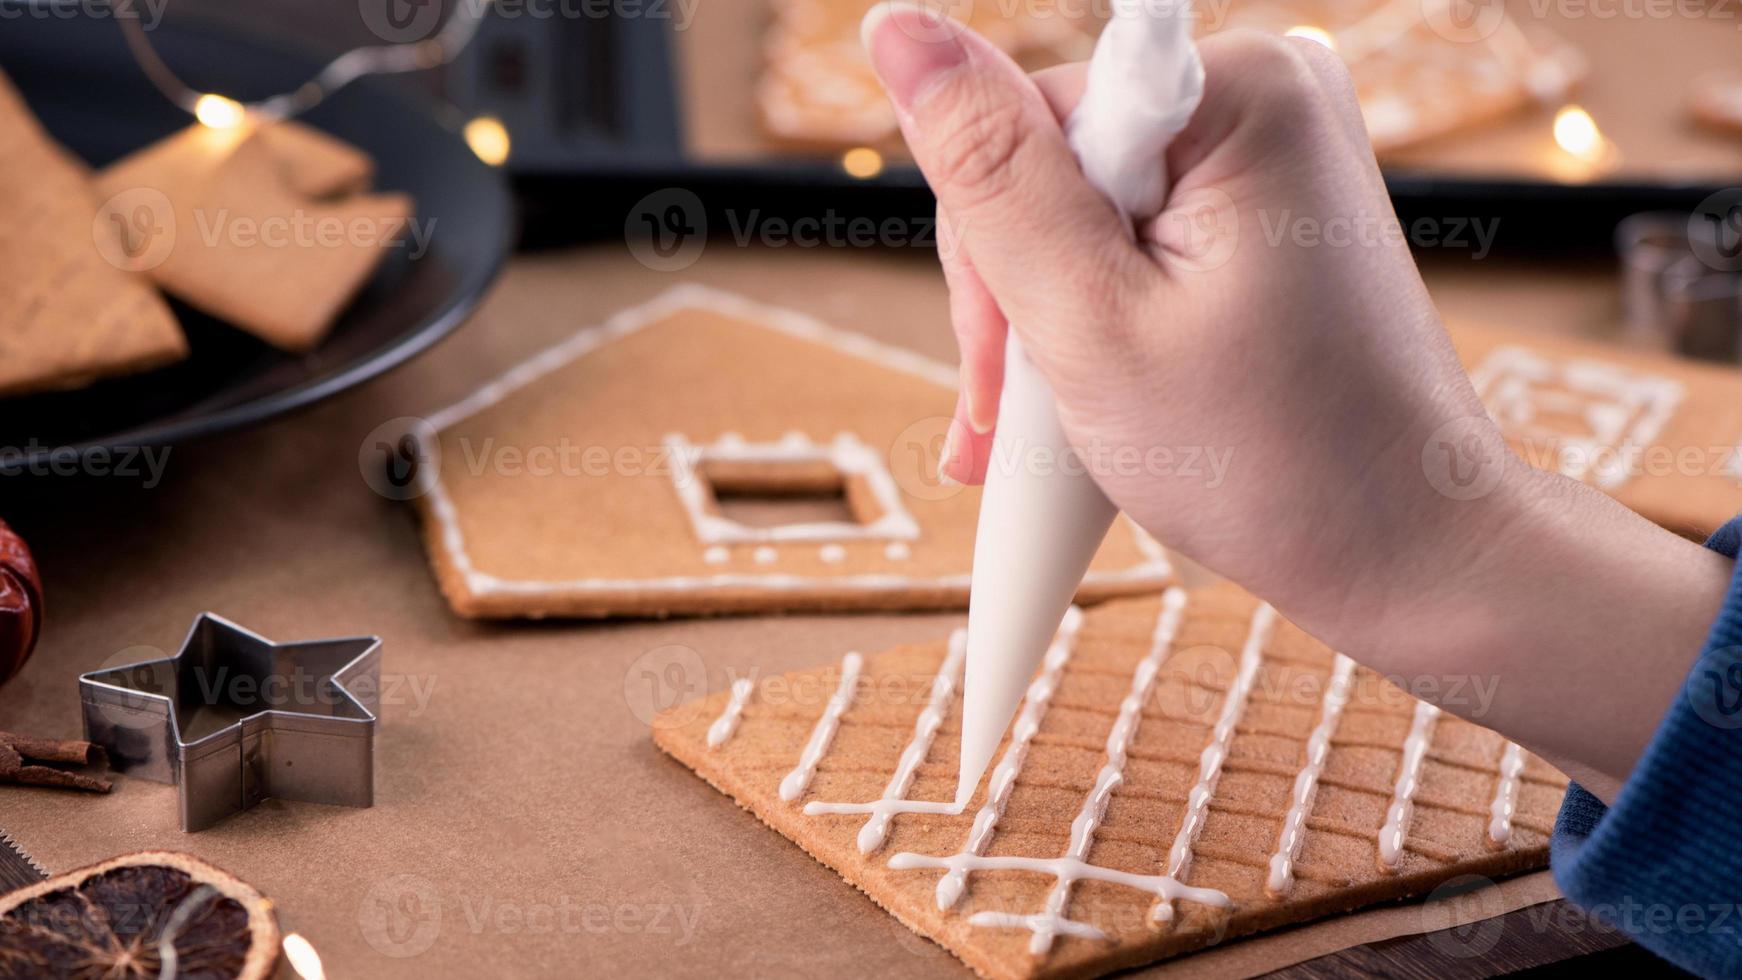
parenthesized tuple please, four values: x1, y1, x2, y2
(953, 0, 1205, 807)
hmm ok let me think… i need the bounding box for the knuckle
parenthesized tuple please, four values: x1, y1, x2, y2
(1216, 30, 1334, 127)
(929, 91, 1032, 208)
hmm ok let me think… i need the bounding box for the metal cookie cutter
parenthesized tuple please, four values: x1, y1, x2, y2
(79, 614, 381, 832)
(1618, 210, 1742, 363)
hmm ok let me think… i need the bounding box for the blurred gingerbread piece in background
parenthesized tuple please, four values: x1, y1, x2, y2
(0, 70, 187, 397)
(1208, 0, 1584, 153)
(0, 518, 42, 689)
(95, 118, 413, 352)
(758, 0, 1095, 147)
(1690, 71, 1742, 135)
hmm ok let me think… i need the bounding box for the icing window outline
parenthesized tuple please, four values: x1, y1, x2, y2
(1469, 345, 1684, 490)
(664, 431, 921, 545)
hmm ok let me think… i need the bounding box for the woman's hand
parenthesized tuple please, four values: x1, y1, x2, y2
(863, 4, 1734, 800)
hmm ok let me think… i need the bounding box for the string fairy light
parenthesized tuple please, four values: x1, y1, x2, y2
(1277, 0, 1601, 170)
(118, 0, 495, 126)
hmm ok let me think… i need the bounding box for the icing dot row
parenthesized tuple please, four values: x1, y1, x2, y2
(697, 542, 912, 565)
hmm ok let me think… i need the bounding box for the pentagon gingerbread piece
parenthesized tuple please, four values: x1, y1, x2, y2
(759, 0, 1095, 147)
(0, 70, 185, 397)
(409, 285, 1170, 618)
(1450, 321, 1742, 537)
(95, 119, 412, 352)
(1691, 71, 1742, 135)
(1207, 0, 1583, 153)
(655, 587, 1565, 979)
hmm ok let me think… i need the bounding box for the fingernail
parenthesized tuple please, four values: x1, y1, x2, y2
(964, 391, 995, 435)
(861, 2, 968, 111)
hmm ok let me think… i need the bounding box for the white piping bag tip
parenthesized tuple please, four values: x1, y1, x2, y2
(949, 0, 1202, 813)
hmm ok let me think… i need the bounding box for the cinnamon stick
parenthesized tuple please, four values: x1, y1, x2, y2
(0, 731, 111, 793)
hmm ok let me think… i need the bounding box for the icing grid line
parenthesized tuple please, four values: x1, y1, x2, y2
(779, 652, 864, 802)
(1378, 700, 1442, 871)
(889, 591, 1233, 953)
(1487, 741, 1527, 847)
(931, 607, 1082, 911)
(415, 284, 1170, 597)
(1153, 603, 1276, 924)
(984, 588, 1200, 953)
(1265, 653, 1355, 898)
(706, 678, 755, 749)
(802, 630, 969, 854)
(742, 597, 1544, 960)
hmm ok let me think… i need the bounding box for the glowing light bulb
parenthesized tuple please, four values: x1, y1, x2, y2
(193, 93, 246, 129)
(1552, 104, 1603, 161)
(282, 933, 325, 980)
(841, 146, 884, 179)
(1284, 25, 1337, 51)
(463, 115, 511, 166)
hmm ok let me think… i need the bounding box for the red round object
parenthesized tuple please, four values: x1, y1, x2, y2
(0, 517, 42, 687)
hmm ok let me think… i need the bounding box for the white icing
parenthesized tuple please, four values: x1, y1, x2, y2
(889, 854, 1230, 922)
(703, 546, 729, 565)
(664, 432, 921, 545)
(1378, 701, 1441, 871)
(706, 678, 754, 748)
(414, 284, 1172, 601)
(1468, 346, 1684, 490)
(819, 544, 846, 564)
(1154, 603, 1276, 924)
(930, 607, 1083, 911)
(1266, 654, 1355, 896)
(802, 630, 968, 853)
(891, 591, 1233, 952)
(1487, 741, 1526, 847)
(753, 546, 778, 565)
(965, 911, 1107, 944)
(1016, 589, 1192, 953)
(779, 652, 863, 802)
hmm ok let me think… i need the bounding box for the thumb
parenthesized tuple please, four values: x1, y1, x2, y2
(862, 3, 1147, 350)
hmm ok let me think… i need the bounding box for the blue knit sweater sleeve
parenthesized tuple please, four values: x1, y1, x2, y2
(1552, 516, 1742, 977)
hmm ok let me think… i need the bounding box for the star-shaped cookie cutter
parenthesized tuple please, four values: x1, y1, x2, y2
(78, 613, 381, 831)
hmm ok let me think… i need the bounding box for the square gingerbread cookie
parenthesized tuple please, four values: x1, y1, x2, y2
(407, 285, 1172, 618)
(1451, 321, 1742, 537)
(655, 586, 1565, 979)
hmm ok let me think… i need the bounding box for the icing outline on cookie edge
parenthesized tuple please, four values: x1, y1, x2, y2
(415, 284, 1173, 601)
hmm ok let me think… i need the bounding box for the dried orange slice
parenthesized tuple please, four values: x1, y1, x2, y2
(0, 851, 278, 979)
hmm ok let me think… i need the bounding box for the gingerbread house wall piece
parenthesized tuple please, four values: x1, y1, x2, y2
(1449, 320, 1742, 539)
(411, 284, 1171, 618)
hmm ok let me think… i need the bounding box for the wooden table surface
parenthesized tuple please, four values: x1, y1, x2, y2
(0, 242, 1691, 978)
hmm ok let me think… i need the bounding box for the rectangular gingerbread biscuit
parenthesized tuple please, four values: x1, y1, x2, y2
(655, 587, 1566, 979)
(1451, 320, 1742, 537)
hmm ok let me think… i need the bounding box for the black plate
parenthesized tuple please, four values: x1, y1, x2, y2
(0, 13, 513, 468)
